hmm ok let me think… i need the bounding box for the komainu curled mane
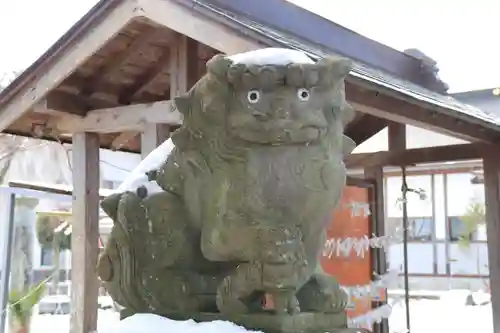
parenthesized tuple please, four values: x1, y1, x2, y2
(97, 49, 357, 322)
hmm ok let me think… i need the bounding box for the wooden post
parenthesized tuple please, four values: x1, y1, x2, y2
(388, 122, 406, 151)
(364, 167, 388, 333)
(483, 153, 500, 333)
(140, 34, 198, 157)
(70, 132, 100, 333)
(0, 191, 15, 333)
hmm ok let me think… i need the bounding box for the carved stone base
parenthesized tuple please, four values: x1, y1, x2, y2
(122, 310, 353, 333)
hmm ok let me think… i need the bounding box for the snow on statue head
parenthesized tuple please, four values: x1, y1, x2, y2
(172, 47, 355, 153)
(98, 48, 356, 333)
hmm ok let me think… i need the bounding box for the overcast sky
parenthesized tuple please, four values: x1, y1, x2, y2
(1, 0, 498, 93)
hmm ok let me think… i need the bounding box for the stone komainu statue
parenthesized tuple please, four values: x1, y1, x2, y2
(97, 49, 356, 326)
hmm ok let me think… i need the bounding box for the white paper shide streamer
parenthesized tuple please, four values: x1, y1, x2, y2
(349, 298, 402, 328)
(326, 200, 403, 328)
(341, 269, 399, 306)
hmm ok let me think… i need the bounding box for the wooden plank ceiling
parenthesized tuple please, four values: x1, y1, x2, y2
(4, 18, 387, 152)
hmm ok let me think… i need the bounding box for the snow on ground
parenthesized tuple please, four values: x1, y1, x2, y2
(389, 298, 492, 333)
(23, 299, 493, 333)
(28, 310, 119, 333)
(98, 313, 262, 333)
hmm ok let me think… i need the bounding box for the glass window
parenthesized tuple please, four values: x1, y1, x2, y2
(408, 217, 433, 241)
(40, 248, 54, 266)
(448, 216, 478, 242)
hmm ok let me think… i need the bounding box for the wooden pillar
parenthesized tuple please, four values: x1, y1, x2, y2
(364, 166, 388, 333)
(387, 122, 411, 333)
(388, 122, 406, 151)
(140, 34, 198, 157)
(483, 153, 500, 333)
(70, 132, 100, 333)
(0, 191, 15, 333)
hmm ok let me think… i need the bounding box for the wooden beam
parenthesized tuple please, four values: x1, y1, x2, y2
(70, 132, 100, 333)
(345, 143, 488, 169)
(140, 0, 261, 55)
(0, 0, 137, 131)
(55, 100, 181, 133)
(346, 82, 500, 143)
(482, 152, 500, 333)
(34, 90, 119, 117)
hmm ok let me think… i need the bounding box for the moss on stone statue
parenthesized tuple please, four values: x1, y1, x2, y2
(97, 50, 356, 332)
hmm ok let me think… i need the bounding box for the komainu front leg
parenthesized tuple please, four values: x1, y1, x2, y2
(296, 270, 348, 313)
(216, 262, 265, 314)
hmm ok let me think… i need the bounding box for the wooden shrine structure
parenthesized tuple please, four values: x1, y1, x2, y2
(1, 1, 500, 333)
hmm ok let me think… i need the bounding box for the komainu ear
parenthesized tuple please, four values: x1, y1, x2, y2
(174, 95, 191, 115)
(332, 58, 353, 79)
(317, 57, 353, 81)
(206, 54, 233, 78)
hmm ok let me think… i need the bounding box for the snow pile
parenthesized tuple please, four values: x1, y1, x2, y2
(98, 313, 263, 333)
(116, 139, 174, 195)
(228, 48, 314, 66)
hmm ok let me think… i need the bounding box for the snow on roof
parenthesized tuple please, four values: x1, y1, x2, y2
(228, 48, 314, 66)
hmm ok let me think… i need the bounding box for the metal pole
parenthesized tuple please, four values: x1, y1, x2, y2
(0, 192, 16, 333)
(401, 167, 411, 333)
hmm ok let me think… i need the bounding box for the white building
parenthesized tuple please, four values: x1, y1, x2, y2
(0, 140, 141, 294)
(353, 117, 491, 291)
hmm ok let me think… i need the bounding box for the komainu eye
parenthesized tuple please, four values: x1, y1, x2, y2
(247, 90, 261, 104)
(297, 88, 310, 101)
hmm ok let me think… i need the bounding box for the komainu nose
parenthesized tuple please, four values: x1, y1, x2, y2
(252, 110, 269, 121)
(275, 108, 291, 120)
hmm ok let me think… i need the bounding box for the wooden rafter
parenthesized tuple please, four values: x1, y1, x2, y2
(82, 25, 164, 95)
(0, 1, 139, 131)
(60, 73, 123, 99)
(346, 82, 500, 143)
(34, 90, 120, 116)
(118, 46, 171, 104)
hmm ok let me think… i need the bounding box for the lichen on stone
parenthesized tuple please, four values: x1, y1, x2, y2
(97, 48, 357, 330)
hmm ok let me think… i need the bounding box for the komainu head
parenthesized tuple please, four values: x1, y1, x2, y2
(173, 48, 355, 150)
